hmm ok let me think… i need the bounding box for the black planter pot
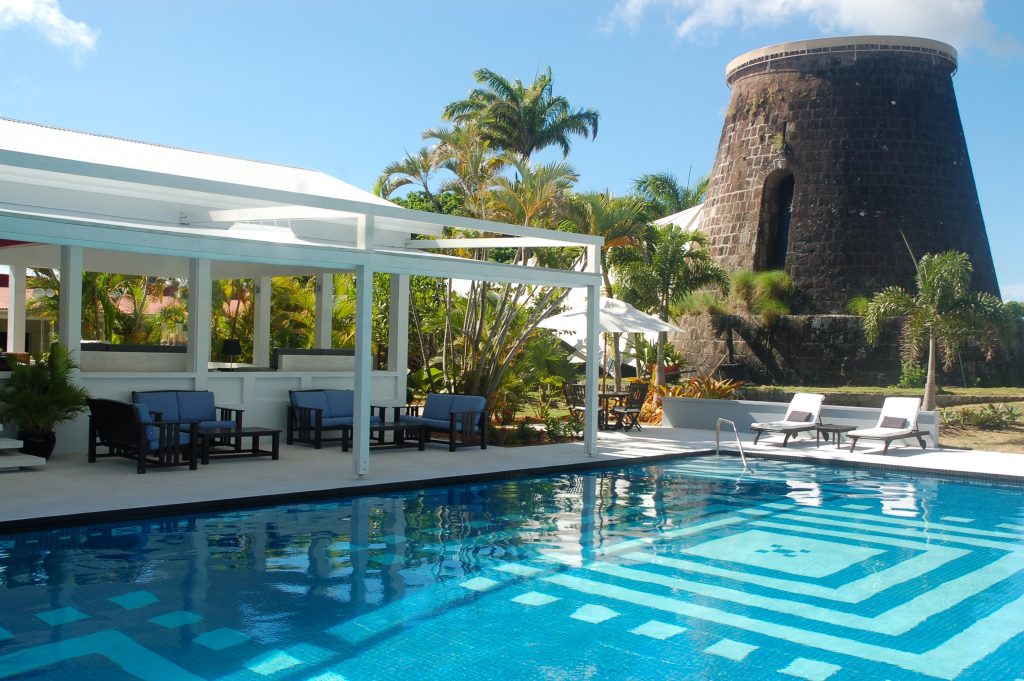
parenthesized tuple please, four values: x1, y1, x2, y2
(18, 431, 57, 459)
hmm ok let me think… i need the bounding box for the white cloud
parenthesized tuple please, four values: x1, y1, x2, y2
(1001, 282, 1024, 303)
(600, 0, 1009, 53)
(0, 0, 97, 58)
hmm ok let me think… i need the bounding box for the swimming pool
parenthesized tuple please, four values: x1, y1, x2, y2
(0, 455, 1022, 680)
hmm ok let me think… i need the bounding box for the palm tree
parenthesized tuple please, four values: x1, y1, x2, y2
(561, 191, 646, 388)
(373, 146, 445, 210)
(615, 227, 729, 387)
(443, 67, 599, 160)
(863, 251, 1010, 410)
(632, 172, 709, 221)
(423, 121, 506, 219)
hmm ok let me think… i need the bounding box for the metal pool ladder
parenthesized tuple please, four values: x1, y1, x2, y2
(715, 418, 749, 471)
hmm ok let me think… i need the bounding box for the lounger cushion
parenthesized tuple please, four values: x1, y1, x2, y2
(291, 391, 329, 413)
(880, 416, 908, 429)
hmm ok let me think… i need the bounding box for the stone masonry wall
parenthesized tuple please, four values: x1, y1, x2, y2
(672, 314, 1024, 387)
(702, 45, 1000, 313)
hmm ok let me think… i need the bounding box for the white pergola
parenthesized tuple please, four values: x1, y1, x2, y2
(0, 118, 605, 474)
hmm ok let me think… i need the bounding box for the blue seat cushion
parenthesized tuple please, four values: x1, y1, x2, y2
(421, 393, 453, 421)
(134, 391, 179, 422)
(178, 391, 217, 422)
(291, 391, 329, 413)
(322, 415, 382, 428)
(399, 414, 474, 433)
(198, 419, 237, 432)
(325, 390, 354, 418)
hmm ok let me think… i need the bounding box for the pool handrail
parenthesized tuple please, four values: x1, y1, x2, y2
(715, 418, 749, 471)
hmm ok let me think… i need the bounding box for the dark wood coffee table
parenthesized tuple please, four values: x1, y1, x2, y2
(815, 424, 856, 448)
(199, 426, 280, 464)
(342, 421, 426, 452)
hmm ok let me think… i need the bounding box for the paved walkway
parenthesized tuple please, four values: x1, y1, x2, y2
(0, 428, 1020, 529)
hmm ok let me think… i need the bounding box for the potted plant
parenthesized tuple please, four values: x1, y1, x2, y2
(0, 342, 90, 459)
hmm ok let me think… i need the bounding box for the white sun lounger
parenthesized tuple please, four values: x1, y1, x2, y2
(750, 392, 825, 446)
(847, 396, 927, 453)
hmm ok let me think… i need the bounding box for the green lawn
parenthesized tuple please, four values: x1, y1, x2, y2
(743, 385, 1024, 397)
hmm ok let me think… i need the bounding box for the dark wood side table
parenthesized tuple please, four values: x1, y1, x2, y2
(342, 422, 427, 452)
(199, 426, 280, 464)
(815, 424, 856, 448)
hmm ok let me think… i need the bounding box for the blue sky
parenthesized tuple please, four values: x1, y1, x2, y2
(2, 0, 1022, 299)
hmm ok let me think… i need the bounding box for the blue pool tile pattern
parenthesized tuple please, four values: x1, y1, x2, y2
(35, 607, 89, 626)
(0, 456, 1023, 680)
(108, 590, 159, 610)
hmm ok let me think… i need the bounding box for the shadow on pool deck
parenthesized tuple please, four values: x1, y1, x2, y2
(1, 427, 1021, 530)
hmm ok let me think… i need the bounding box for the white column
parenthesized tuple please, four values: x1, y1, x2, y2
(6, 264, 25, 352)
(187, 258, 212, 386)
(252, 276, 272, 366)
(352, 264, 373, 477)
(357, 214, 375, 251)
(315, 272, 333, 349)
(584, 243, 601, 456)
(58, 246, 83, 364)
(387, 274, 409, 376)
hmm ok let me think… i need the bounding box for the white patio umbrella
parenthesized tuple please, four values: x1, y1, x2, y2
(538, 297, 682, 387)
(538, 297, 682, 336)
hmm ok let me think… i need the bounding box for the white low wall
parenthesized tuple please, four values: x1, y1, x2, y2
(39, 369, 406, 456)
(80, 351, 188, 372)
(662, 397, 938, 446)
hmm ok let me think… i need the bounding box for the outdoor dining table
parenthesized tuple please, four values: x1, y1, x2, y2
(597, 390, 629, 430)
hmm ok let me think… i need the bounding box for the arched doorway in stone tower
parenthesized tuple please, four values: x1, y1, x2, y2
(755, 170, 794, 271)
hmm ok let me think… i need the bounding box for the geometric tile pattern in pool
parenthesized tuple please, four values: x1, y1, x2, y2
(0, 455, 1022, 680)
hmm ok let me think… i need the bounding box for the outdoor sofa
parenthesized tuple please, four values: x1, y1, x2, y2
(132, 390, 243, 451)
(87, 398, 198, 473)
(391, 393, 488, 452)
(287, 389, 381, 449)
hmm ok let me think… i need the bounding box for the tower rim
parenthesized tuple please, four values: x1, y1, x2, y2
(725, 35, 958, 86)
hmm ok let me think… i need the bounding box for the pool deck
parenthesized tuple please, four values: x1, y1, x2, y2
(0, 427, 1021, 530)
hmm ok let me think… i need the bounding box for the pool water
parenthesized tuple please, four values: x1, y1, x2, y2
(0, 455, 1023, 680)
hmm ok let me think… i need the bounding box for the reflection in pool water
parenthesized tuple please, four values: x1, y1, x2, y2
(0, 455, 1022, 680)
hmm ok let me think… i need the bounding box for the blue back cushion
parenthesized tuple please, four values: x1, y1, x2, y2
(422, 393, 453, 420)
(291, 390, 329, 413)
(325, 390, 354, 418)
(178, 391, 216, 422)
(450, 394, 486, 415)
(133, 391, 179, 422)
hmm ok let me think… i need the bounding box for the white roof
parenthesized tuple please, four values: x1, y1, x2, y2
(0, 118, 603, 287)
(0, 117, 394, 209)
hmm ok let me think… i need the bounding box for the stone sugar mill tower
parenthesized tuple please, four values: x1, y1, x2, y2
(700, 35, 1000, 313)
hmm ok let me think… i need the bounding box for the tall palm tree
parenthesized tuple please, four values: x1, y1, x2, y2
(632, 172, 708, 221)
(373, 146, 445, 211)
(561, 191, 646, 388)
(443, 67, 599, 160)
(862, 251, 1010, 410)
(616, 227, 729, 387)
